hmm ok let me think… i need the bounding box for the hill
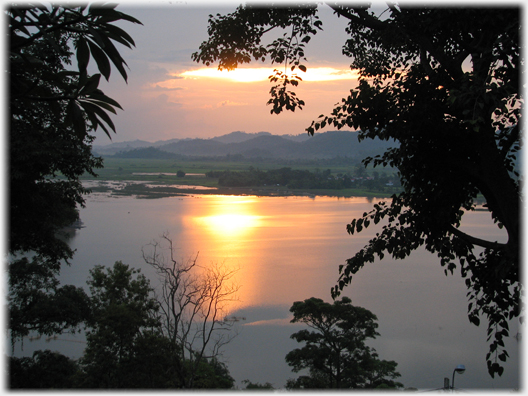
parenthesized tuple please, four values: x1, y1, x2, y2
(94, 130, 397, 160)
(211, 131, 272, 144)
(113, 146, 182, 159)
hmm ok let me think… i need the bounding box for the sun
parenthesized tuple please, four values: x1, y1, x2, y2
(205, 214, 261, 235)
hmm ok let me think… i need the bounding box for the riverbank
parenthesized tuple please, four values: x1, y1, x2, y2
(79, 157, 401, 199)
(85, 179, 397, 199)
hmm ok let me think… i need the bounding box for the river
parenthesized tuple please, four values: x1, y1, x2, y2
(11, 192, 520, 390)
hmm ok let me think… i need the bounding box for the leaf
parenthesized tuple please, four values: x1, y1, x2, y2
(93, 32, 129, 82)
(67, 100, 87, 137)
(76, 37, 90, 73)
(86, 91, 123, 110)
(81, 100, 102, 132)
(356, 218, 363, 232)
(347, 220, 356, 235)
(468, 315, 480, 326)
(79, 100, 117, 135)
(88, 3, 119, 15)
(102, 23, 137, 48)
(79, 74, 102, 95)
(82, 97, 117, 114)
(87, 39, 111, 80)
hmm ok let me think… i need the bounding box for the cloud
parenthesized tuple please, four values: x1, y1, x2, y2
(148, 76, 186, 91)
(153, 93, 182, 107)
(151, 84, 184, 91)
(179, 66, 358, 83)
(148, 49, 197, 65)
(217, 100, 248, 107)
(243, 318, 293, 326)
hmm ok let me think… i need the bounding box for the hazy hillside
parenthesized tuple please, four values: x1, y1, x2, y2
(93, 139, 153, 155)
(298, 131, 393, 158)
(112, 147, 184, 159)
(222, 135, 300, 158)
(95, 130, 397, 160)
(94, 138, 185, 155)
(211, 131, 271, 144)
(161, 138, 227, 156)
(152, 138, 181, 147)
(281, 133, 312, 142)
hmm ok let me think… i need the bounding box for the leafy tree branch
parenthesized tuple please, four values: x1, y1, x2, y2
(193, 3, 522, 377)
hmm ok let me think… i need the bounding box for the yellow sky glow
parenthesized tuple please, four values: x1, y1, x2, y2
(179, 67, 359, 83)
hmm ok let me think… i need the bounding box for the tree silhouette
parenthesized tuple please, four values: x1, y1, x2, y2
(285, 297, 402, 389)
(8, 3, 142, 344)
(193, 4, 521, 377)
(142, 234, 240, 388)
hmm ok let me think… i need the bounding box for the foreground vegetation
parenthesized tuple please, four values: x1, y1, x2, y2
(9, 252, 403, 390)
(9, 258, 237, 389)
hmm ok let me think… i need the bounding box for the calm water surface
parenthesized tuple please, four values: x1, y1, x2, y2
(14, 193, 520, 390)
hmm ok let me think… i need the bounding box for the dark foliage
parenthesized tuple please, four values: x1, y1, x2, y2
(207, 166, 400, 192)
(7, 3, 141, 344)
(193, 4, 522, 377)
(8, 350, 81, 389)
(76, 261, 235, 389)
(285, 297, 403, 389)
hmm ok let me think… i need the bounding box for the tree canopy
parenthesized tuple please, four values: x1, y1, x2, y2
(9, 350, 81, 389)
(7, 3, 142, 343)
(285, 297, 402, 389)
(193, 3, 522, 377)
(9, 261, 236, 389)
(80, 261, 173, 388)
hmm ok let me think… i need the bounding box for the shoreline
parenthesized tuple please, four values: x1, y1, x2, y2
(85, 180, 397, 200)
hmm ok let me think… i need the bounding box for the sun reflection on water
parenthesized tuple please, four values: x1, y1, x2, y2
(186, 196, 266, 310)
(192, 196, 263, 238)
(201, 214, 262, 235)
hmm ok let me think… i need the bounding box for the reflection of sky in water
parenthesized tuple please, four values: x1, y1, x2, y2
(12, 194, 519, 390)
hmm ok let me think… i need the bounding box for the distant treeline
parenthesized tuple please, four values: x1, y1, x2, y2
(206, 167, 400, 192)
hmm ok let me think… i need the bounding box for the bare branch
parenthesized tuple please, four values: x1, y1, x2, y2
(142, 234, 240, 388)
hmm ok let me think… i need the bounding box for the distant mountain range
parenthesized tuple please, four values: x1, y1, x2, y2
(93, 130, 396, 160)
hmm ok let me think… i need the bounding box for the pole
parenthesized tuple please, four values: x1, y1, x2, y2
(451, 364, 465, 392)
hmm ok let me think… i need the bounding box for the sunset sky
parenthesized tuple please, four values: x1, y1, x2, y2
(95, 1, 365, 144)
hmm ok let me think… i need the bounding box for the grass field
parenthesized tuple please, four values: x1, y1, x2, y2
(88, 157, 393, 180)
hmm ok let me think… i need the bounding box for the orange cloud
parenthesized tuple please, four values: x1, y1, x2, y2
(217, 100, 248, 107)
(178, 66, 359, 83)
